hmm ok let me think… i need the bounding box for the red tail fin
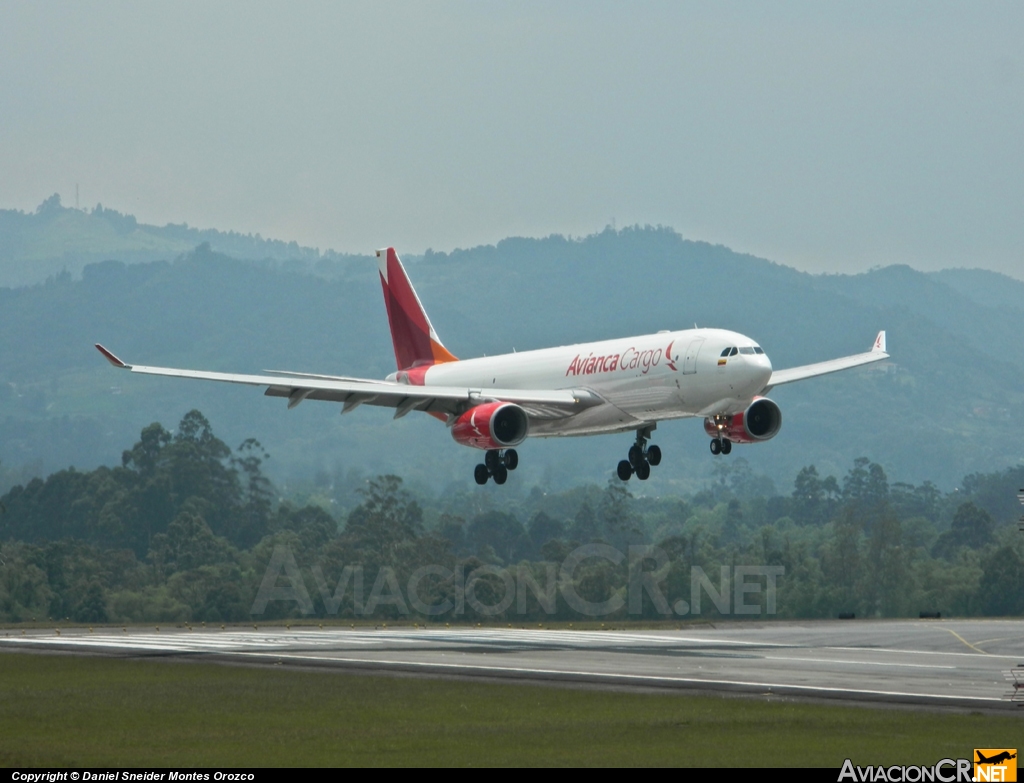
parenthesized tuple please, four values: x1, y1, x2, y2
(376, 248, 458, 371)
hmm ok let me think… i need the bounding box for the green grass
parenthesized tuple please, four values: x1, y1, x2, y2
(0, 651, 1019, 767)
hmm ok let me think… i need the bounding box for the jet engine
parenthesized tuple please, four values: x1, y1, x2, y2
(451, 401, 530, 450)
(703, 397, 782, 444)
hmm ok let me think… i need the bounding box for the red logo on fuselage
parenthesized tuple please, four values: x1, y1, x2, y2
(566, 341, 678, 377)
(665, 340, 677, 371)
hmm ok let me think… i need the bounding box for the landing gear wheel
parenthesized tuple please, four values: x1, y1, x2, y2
(474, 464, 489, 485)
(720, 439, 732, 455)
(628, 445, 644, 468)
(621, 426, 660, 477)
(504, 449, 519, 471)
(485, 450, 501, 472)
(710, 438, 722, 455)
(493, 465, 508, 485)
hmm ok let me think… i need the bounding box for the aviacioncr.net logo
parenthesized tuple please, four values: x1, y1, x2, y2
(974, 749, 1017, 782)
(839, 758, 973, 782)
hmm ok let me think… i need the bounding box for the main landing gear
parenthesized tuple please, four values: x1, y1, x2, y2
(617, 426, 661, 481)
(474, 448, 519, 485)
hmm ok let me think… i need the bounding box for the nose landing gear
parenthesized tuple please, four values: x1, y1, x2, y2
(617, 426, 660, 481)
(707, 412, 732, 456)
(474, 448, 519, 485)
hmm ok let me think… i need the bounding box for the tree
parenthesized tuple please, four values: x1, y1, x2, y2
(122, 422, 171, 476)
(843, 457, 889, 509)
(233, 438, 274, 547)
(725, 457, 776, 500)
(820, 507, 863, 615)
(149, 510, 235, 574)
(599, 478, 639, 546)
(977, 545, 1024, 616)
(165, 411, 240, 541)
(866, 509, 909, 616)
(466, 510, 527, 564)
(890, 480, 941, 522)
(932, 502, 995, 559)
(722, 499, 743, 543)
(526, 511, 566, 556)
(792, 465, 824, 525)
(169, 411, 235, 499)
(569, 500, 600, 543)
(35, 193, 63, 215)
(72, 581, 109, 623)
(275, 503, 337, 555)
(436, 513, 467, 554)
(960, 465, 1024, 525)
(343, 476, 422, 566)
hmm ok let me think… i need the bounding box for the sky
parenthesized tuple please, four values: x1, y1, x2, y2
(1, 1, 1022, 277)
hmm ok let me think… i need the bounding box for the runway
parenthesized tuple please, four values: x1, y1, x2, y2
(3, 619, 1022, 711)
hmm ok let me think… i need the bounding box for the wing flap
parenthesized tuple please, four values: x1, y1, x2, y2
(263, 369, 383, 383)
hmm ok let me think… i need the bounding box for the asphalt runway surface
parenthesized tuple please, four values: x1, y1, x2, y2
(3, 619, 1022, 711)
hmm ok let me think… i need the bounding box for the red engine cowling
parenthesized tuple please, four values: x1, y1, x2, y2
(703, 397, 783, 444)
(451, 402, 530, 450)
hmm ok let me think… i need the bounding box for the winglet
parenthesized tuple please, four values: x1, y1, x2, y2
(871, 331, 887, 354)
(95, 344, 129, 369)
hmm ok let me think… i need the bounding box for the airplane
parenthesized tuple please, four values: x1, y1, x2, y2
(95, 247, 890, 486)
(976, 752, 1016, 765)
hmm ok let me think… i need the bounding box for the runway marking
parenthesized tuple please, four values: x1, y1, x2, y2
(0, 632, 780, 656)
(936, 627, 991, 655)
(826, 646, 1019, 661)
(0, 634, 408, 652)
(763, 655, 956, 670)
(419, 630, 794, 649)
(6, 630, 1015, 661)
(258, 651, 1006, 704)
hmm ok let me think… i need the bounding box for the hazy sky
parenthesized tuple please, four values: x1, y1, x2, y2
(2, 2, 1022, 276)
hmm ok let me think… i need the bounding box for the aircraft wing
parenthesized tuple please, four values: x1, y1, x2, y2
(762, 331, 889, 391)
(95, 344, 600, 420)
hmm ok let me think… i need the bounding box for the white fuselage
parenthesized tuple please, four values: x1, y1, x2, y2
(397, 328, 773, 437)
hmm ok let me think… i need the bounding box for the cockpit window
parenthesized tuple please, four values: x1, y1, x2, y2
(739, 346, 755, 355)
(729, 347, 738, 356)
(754, 347, 764, 354)
(720, 348, 731, 357)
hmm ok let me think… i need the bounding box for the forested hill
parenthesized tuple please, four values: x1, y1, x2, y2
(1, 223, 1024, 495)
(0, 195, 364, 288)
